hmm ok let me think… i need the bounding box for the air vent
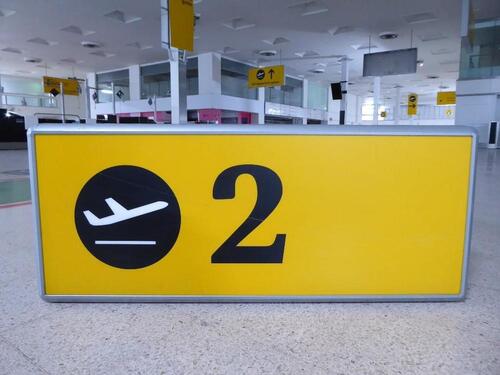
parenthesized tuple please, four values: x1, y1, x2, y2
(258, 50, 277, 57)
(24, 57, 42, 63)
(379, 32, 398, 40)
(81, 41, 102, 48)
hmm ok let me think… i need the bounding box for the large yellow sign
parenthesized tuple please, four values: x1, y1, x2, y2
(437, 91, 456, 105)
(29, 126, 476, 302)
(169, 0, 194, 51)
(407, 93, 418, 116)
(43, 76, 79, 96)
(248, 65, 285, 88)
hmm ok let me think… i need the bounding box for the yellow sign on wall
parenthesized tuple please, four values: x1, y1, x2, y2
(437, 91, 456, 105)
(43, 76, 79, 96)
(407, 93, 418, 116)
(248, 65, 285, 88)
(29, 126, 476, 302)
(169, 0, 194, 51)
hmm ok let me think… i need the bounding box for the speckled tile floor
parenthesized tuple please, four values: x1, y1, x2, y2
(0, 149, 498, 375)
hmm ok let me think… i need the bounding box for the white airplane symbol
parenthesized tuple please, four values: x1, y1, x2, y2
(83, 198, 168, 226)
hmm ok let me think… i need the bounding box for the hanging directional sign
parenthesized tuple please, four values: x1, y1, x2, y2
(248, 65, 285, 88)
(168, 0, 194, 51)
(43, 76, 79, 96)
(28, 125, 476, 302)
(407, 93, 418, 116)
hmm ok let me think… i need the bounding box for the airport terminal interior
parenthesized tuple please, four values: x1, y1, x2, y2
(0, 0, 499, 374)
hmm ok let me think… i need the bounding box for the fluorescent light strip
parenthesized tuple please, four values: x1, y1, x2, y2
(95, 240, 156, 245)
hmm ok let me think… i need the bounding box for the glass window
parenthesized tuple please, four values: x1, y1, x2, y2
(96, 69, 130, 103)
(187, 57, 199, 95)
(140, 62, 170, 99)
(307, 81, 328, 110)
(221, 58, 258, 100)
(265, 77, 303, 107)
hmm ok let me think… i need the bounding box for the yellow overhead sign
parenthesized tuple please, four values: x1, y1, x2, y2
(437, 91, 456, 105)
(29, 126, 476, 302)
(169, 0, 194, 51)
(248, 65, 285, 88)
(43, 76, 79, 96)
(408, 93, 418, 116)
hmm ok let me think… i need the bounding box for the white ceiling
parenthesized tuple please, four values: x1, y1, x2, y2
(0, 0, 498, 102)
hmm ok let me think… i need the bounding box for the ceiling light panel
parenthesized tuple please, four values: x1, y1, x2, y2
(27, 37, 58, 46)
(418, 33, 447, 42)
(104, 10, 142, 24)
(60, 58, 84, 64)
(219, 47, 239, 54)
(295, 50, 319, 58)
(288, 1, 328, 16)
(0, 8, 16, 17)
(126, 42, 153, 50)
(262, 37, 290, 46)
(90, 51, 115, 58)
(329, 26, 357, 36)
(222, 17, 256, 31)
(351, 44, 377, 51)
(404, 12, 437, 24)
(60, 25, 95, 36)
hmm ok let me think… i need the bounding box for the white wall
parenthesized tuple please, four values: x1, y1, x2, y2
(455, 77, 500, 143)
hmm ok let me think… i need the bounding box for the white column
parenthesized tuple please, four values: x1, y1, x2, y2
(129, 65, 141, 101)
(394, 85, 401, 125)
(340, 58, 349, 124)
(198, 52, 222, 95)
(302, 78, 309, 124)
(373, 76, 380, 125)
(170, 49, 187, 124)
(327, 84, 340, 125)
(86, 72, 97, 119)
(258, 87, 265, 124)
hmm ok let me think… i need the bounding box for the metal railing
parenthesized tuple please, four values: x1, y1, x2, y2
(0, 92, 57, 109)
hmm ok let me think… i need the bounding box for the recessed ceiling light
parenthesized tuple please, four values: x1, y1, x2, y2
(24, 57, 42, 63)
(81, 40, 102, 48)
(288, 1, 328, 16)
(258, 50, 277, 57)
(379, 32, 398, 40)
(1, 47, 22, 54)
(309, 68, 325, 74)
(427, 75, 439, 79)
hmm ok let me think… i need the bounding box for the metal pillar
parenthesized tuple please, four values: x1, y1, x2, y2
(394, 85, 401, 125)
(340, 58, 349, 125)
(60, 82, 66, 124)
(170, 48, 188, 124)
(373, 76, 380, 125)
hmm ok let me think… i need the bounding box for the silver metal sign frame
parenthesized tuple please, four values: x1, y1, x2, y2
(28, 125, 478, 303)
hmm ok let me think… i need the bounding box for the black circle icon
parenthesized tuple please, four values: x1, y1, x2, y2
(409, 95, 416, 103)
(256, 69, 265, 80)
(75, 165, 181, 269)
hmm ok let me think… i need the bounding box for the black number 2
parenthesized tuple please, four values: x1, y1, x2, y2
(212, 165, 286, 263)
